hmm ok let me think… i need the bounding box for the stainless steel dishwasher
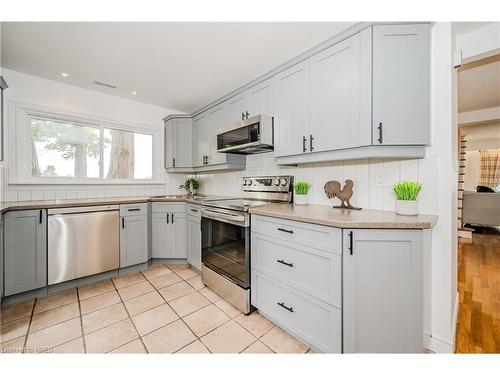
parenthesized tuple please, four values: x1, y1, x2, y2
(48, 205, 120, 285)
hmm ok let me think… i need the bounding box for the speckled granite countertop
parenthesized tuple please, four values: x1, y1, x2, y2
(0, 195, 230, 213)
(248, 203, 438, 229)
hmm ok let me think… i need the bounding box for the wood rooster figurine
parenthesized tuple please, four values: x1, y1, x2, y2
(324, 179, 361, 210)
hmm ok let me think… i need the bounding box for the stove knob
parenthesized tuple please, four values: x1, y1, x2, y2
(280, 178, 288, 186)
(247, 179, 253, 186)
(274, 179, 281, 186)
(242, 179, 247, 186)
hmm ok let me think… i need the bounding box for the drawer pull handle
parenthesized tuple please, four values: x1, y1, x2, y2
(277, 302, 294, 313)
(277, 228, 293, 234)
(127, 208, 141, 212)
(277, 259, 293, 268)
(190, 208, 198, 212)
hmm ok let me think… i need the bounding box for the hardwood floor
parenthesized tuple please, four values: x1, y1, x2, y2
(456, 229, 500, 353)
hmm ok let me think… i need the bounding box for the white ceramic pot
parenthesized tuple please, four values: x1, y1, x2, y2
(395, 200, 418, 216)
(295, 194, 308, 206)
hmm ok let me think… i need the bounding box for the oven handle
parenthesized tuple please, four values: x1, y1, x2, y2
(201, 208, 248, 227)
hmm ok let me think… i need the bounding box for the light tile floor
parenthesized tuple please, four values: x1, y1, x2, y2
(0, 263, 310, 354)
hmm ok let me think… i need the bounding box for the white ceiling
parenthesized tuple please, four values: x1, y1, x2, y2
(1, 22, 355, 112)
(453, 22, 497, 36)
(458, 60, 500, 113)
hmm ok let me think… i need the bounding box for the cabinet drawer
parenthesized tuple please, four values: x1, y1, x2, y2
(251, 232, 341, 307)
(152, 202, 186, 213)
(251, 271, 341, 353)
(187, 204, 201, 218)
(120, 203, 148, 217)
(251, 215, 342, 254)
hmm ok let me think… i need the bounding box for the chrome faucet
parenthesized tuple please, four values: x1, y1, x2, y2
(179, 184, 193, 196)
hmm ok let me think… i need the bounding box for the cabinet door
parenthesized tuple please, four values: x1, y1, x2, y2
(310, 33, 363, 152)
(5, 209, 47, 296)
(120, 215, 148, 267)
(187, 215, 201, 270)
(206, 104, 227, 166)
(171, 212, 188, 259)
(226, 93, 248, 124)
(172, 119, 193, 168)
(0, 219, 4, 300)
(247, 78, 276, 117)
(372, 24, 430, 145)
(151, 213, 169, 258)
(192, 114, 210, 167)
(164, 120, 174, 168)
(343, 229, 423, 353)
(274, 60, 310, 157)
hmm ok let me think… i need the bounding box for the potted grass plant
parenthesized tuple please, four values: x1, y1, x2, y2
(294, 181, 312, 206)
(393, 181, 422, 216)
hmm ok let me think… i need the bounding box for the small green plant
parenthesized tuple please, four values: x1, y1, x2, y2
(393, 181, 422, 201)
(185, 178, 200, 191)
(294, 181, 311, 195)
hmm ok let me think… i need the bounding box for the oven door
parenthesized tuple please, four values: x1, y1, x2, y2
(201, 207, 250, 289)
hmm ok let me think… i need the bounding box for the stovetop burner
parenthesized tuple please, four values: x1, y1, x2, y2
(201, 175, 293, 212)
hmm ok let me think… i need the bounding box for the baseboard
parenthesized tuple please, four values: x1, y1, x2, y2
(423, 333, 454, 353)
(451, 291, 459, 352)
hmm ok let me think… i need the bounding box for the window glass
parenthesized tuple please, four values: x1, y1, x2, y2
(30, 116, 153, 181)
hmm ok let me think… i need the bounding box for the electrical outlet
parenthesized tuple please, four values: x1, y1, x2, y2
(376, 175, 383, 186)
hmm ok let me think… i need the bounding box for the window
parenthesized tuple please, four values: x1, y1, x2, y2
(27, 113, 154, 182)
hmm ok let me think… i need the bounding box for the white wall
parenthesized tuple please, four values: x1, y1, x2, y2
(0, 69, 187, 202)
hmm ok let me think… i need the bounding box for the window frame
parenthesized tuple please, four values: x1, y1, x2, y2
(9, 102, 162, 185)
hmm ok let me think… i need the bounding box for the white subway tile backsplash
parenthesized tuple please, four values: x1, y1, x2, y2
(43, 191, 56, 201)
(17, 190, 32, 201)
(31, 190, 44, 201)
(55, 190, 67, 200)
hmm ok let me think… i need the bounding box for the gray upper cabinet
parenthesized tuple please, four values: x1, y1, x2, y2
(164, 23, 430, 167)
(372, 24, 430, 145)
(4, 209, 47, 296)
(165, 118, 193, 170)
(273, 60, 310, 157)
(192, 113, 210, 168)
(206, 104, 228, 166)
(226, 93, 249, 124)
(247, 78, 276, 117)
(120, 204, 148, 268)
(342, 229, 423, 353)
(310, 31, 370, 152)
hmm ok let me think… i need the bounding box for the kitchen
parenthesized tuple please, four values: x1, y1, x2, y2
(0, 16, 481, 360)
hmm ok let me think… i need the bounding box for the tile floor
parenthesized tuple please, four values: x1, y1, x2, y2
(0, 263, 310, 354)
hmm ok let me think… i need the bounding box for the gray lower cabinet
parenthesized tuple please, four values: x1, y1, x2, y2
(120, 204, 148, 268)
(0, 218, 4, 301)
(187, 205, 201, 270)
(250, 215, 342, 353)
(4, 209, 47, 296)
(152, 203, 187, 259)
(342, 229, 423, 353)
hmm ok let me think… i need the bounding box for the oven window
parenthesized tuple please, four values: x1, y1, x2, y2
(201, 218, 249, 289)
(217, 123, 259, 150)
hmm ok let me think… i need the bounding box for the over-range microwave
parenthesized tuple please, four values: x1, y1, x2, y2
(216, 114, 274, 154)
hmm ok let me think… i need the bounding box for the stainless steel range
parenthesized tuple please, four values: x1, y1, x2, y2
(201, 175, 293, 314)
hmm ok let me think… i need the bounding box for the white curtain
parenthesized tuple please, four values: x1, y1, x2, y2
(479, 149, 500, 188)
